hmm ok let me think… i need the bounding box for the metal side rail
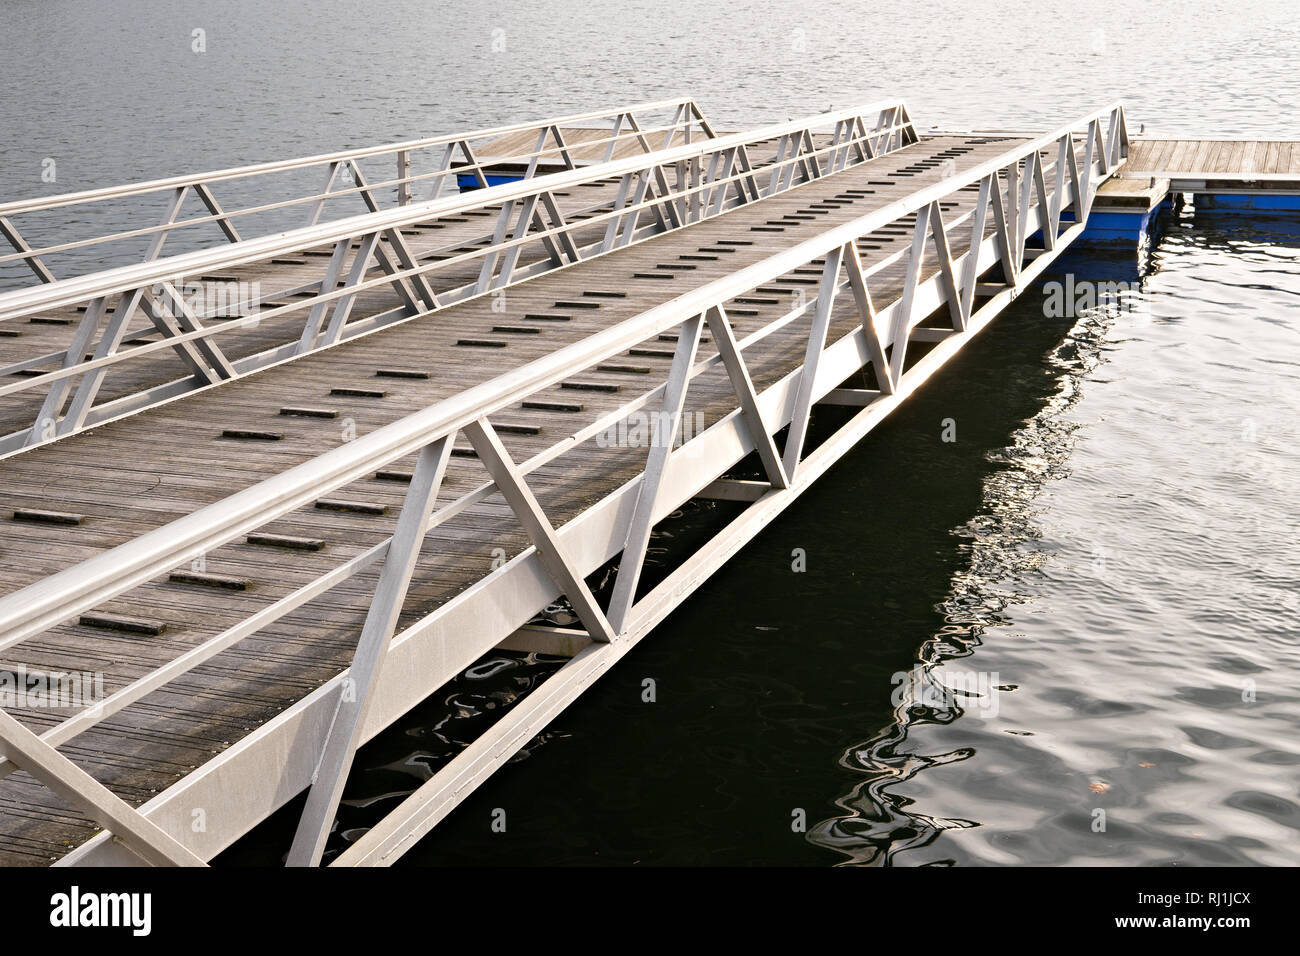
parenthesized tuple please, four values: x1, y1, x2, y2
(0, 100, 918, 457)
(0, 98, 715, 286)
(0, 103, 1127, 866)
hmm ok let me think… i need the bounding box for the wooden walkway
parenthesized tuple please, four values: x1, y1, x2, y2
(0, 175, 631, 443)
(0, 101, 1132, 866)
(1126, 138, 1300, 177)
(1120, 138, 1300, 195)
(0, 132, 1023, 863)
(0, 131, 856, 453)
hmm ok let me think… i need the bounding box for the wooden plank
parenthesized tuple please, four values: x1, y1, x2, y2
(1189, 139, 1216, 177)
(1241, 141, 1259, 175)
(0, 133, 1029, 863)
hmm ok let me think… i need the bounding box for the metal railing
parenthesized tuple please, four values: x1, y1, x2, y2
(0, 100, 917, 455)
(0, 104, 1127, 866)
(0, 98, 714, 287)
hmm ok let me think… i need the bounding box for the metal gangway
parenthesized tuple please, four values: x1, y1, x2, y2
(0, 98, 1127, 866)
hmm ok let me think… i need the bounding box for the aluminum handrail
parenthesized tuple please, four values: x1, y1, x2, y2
(0, 98, 913, 320)
(0, 97, 705, 217)
(0, 102, 917, 456)
(0, 102, 1125, 645)
(0, 98, 715, 287)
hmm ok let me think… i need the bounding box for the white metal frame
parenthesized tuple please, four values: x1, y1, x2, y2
(0, 103, 1126, 867)
(0, 101, 917, 457)
(0, 98, 714, 285)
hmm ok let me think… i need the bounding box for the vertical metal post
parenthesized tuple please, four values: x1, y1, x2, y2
(397, 150, 412, 205)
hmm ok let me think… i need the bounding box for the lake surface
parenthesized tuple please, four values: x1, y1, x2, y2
(1, 0, 1297, 866)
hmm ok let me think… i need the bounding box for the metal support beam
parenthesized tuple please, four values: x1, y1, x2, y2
(0, 708, 205, 867)
(888, 204, 932, 384)
(843, 243, 894, 395)
(989, 167, 1017, 286)
(607, 312, 705, 632)
(0, 215, 56, 283)
(959, 177, 991, 321)
(156, 281, 238, 380)
(286, 434, 455, 867)
(59, 288, 145, 435)
(537, 192, 581, 263)
(782, 245, 845, 479)
(26, 296, 109, 444)
(928, 201, 965, 331)
(297, 238, 353, 352)
(705, 305, 788, 485)
(465, 419, 616, 643)
(379, 227, 440, 309)
(320, 232, 383, 347)
(144, 186, 190, 262)
(194, 182, 243, 243)
(305, 161, 344, 226)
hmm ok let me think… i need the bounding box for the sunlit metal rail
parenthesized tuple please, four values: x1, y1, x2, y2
(0, 101, 916, 455)
(0, 100, 1128, 866)
(0, 98, 716, 286)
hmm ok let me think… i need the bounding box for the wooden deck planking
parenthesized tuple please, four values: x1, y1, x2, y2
(0, 135, 859, 445)
(1127, 137, 1300, 179)
(0, 132, 1043, 863)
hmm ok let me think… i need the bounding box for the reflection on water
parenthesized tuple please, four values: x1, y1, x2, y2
(809, 296, 1125, 865)
(811, 207, 1300, 867)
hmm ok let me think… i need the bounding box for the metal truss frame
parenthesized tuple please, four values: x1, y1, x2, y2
(0, 103, 1127, 867)
(0, 99, 713, 285)
(0, 101, 918, 457)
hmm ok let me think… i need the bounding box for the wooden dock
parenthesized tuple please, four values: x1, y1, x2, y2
(0, 99, 1134, 865)
(1076, 135, 1300, 244)
(1125, 138, 1300, 183)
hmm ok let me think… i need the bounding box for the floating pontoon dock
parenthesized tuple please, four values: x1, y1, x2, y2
(0, 96, 1273, 866)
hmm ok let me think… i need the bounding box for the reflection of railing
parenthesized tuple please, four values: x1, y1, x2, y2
(0, 98, 713, 286)
(0, 100, 917, 455)
(0, 103, 1127, 867)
